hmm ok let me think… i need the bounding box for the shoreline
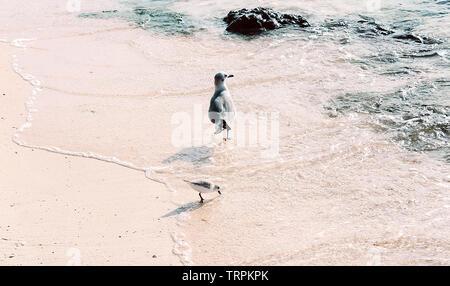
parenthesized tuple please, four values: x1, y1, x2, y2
(0, 43, 180, 265)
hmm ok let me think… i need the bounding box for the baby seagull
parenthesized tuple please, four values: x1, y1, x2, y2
(183, 180, 221, 203)
(208, 72, 236, 141)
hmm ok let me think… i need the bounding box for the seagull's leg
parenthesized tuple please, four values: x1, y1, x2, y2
(223, 123, 227, 142)
(199, 193, 204, 203)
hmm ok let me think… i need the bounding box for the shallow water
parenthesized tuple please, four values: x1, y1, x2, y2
(1, 0, 449, 265)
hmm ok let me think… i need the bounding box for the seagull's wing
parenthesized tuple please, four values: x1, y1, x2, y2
(212, 96, 225, 117)
(219, 90, 235, 123)
(208, 93, 224, 125)
(184, 180, 211, 189)
(210, 97, 226, 134)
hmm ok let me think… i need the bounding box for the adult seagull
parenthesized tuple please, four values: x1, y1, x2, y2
(208, 72, 235, 141)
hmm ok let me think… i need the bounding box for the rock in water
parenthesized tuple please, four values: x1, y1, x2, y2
(392, 33, 441, 45)
(224, 7, 309, 35)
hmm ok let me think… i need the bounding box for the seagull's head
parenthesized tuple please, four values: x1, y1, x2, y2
(213, 185, 220, 191)
(214, 72, 234, 89)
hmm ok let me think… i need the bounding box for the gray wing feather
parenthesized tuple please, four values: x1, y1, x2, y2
(184, 180, 211, 189)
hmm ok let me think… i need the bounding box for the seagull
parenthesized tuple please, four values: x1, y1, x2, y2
(208, 72, 236, 141)
(183, 180, 221, 203)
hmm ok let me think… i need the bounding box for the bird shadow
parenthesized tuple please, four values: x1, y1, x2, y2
(161, 197, 219, 218)
(162, 146, 214, 167)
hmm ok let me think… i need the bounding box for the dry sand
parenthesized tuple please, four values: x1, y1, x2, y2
(0, 43, 180, 265)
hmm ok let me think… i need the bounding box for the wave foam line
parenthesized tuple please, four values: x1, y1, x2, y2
(171, 232, 193, 266)
(11, 38, 36, 48)
(169, 190, 193, 265)
(9, 37, 193, 265)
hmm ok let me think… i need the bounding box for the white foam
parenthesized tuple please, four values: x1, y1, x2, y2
(11, 38, 35, 48)
(171, 232, 193, 266)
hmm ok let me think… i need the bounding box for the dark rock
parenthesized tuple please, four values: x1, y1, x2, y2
(101, 10, 118, 14)
(224, 7, 309, 35)
(324, 19, 349, 30)
(393, 33, 441, 45)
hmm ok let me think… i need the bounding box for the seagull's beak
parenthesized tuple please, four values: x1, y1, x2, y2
(227, 74, 234, 78)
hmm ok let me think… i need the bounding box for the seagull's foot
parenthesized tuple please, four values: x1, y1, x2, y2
(199, 193, 204, 204)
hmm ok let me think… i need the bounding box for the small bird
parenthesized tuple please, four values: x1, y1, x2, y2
(208, 72, 236, 141)
(183, 180, 221, 203)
